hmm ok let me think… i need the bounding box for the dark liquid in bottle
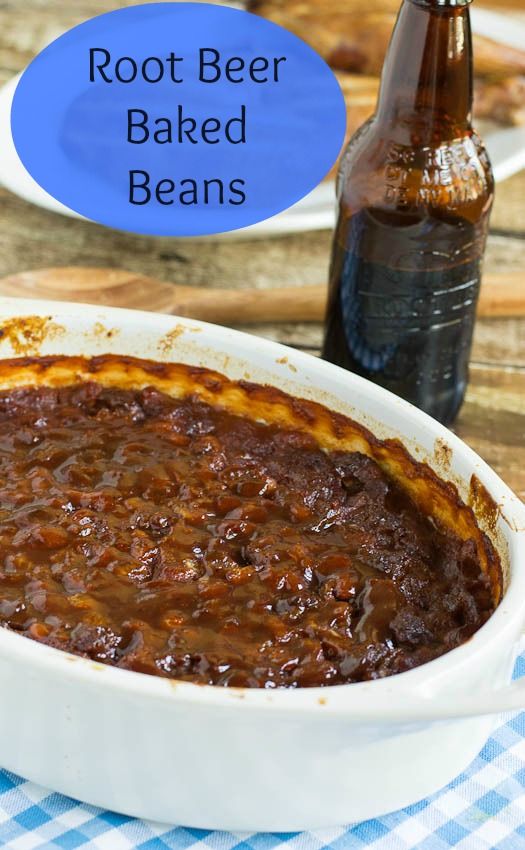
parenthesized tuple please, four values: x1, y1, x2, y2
(321, 0, 494, 425)
(322, 208, 486, 424)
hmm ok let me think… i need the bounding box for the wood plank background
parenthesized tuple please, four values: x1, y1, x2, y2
(0, 0, 523, 501)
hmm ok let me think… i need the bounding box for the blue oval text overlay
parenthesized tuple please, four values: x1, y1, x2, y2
(11, 3, 347, 236)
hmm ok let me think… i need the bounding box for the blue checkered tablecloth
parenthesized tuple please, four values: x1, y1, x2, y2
(0, 657, 524, 850)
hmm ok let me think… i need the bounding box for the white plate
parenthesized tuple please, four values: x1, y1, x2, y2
(0, 7, 524, 239)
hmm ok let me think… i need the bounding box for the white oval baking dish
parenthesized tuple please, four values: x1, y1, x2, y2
(0, 297, 523, 832)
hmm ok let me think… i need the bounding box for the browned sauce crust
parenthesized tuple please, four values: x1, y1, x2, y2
(0, 355, 501, 687)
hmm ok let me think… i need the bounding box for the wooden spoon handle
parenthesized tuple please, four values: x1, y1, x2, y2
(175, 273, 525, 322)
(0, 267, 522, 323)
(477, 274, 525, 318)
(172, 283, 326, 323)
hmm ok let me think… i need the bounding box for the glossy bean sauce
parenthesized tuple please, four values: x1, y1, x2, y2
(0, 382, 495, 687)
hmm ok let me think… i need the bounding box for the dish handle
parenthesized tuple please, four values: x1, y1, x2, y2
(357, 679, 525, 724)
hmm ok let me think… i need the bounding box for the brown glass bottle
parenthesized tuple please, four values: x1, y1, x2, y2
(322, 0, 494, 425)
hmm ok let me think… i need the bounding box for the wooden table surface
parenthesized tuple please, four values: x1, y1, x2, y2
(0, 0, 523, 501)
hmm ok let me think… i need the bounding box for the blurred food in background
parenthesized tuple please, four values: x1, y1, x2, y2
(248, 0, 525, 150)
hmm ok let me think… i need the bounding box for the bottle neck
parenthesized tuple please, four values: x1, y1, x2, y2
(376, 0, 473, 136)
